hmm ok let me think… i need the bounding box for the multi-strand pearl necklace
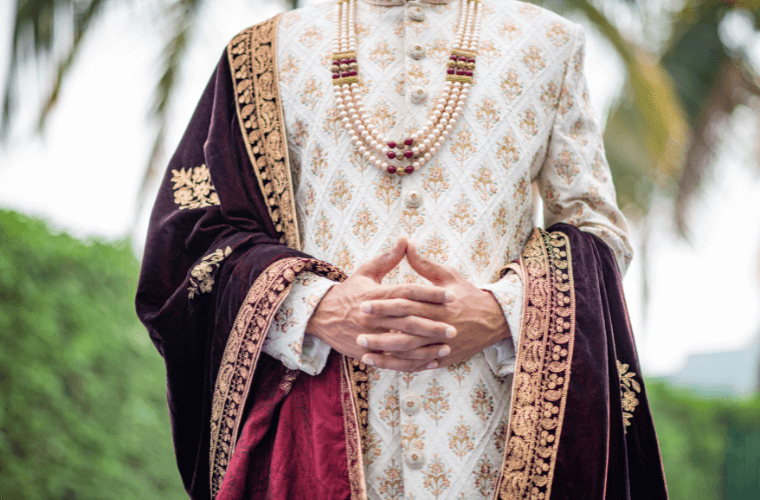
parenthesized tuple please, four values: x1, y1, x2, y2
(331, 0, 481, 175)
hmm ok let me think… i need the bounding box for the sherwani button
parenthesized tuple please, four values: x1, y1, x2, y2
(407, 3, 426, 22)
(404, 450, 425, 470)
(408, 44, 426, 60)
(410, 86, 428, 104)
(404, 189, 423, 209)
(401, 394, 422, 415)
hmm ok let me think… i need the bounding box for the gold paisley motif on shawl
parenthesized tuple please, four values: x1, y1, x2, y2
(227, 17, 301, 250)
(495, 229, 575, 500)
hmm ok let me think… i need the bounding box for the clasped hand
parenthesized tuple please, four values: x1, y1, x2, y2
(306, 237, 510, 372)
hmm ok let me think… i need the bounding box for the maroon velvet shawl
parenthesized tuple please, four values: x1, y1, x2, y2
(136, 16, 667, 500)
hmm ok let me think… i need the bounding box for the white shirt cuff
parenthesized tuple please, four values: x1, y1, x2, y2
(479, 269, 524, 377)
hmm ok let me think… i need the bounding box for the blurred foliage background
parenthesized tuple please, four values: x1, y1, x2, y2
(2, 0, 760, 498)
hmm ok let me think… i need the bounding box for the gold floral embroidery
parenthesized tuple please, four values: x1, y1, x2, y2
(368, 38, 396, 71)
(496, 130, 520, 170)
(421, 160, 450, 204)
(171, 165, 220, 210)
(471, 232, 491, 274)
(498, 19, 522, 41)
(450, 123, 478, 169)
(478, 39, 501, 67)
(423, 378, 450, 425)
(555, 147, 580, 185)
(522, 44, 547, 74)
(519, 105, 539, 138)
(373, 174, 401, 212)
(352, 203, 379, 247)
(447, 360, 471, 387)
(474, 454, 498, 497)
(448, 415, 474, 459)
(448, 193, 475, 236)
(421, 231, 449, 264)
(188, 246, 231, 299)
(546, 22, 570, 47)
(539, 79, 559, 113)
(500, 66, 523, 101)
(495, 230, 575, 500)
(377, 458, 404, 500)
(618, 360, 641, 433)
(298, 25, 322, 48)
(475, 95, 501, 136)
(379, 385, 401, 431)
(424, 454, 451, 499)
(470, 379, 494, 422)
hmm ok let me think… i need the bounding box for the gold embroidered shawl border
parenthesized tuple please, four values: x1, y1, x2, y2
(209, 257, 345, 498)
(495, 228, 576, 500)
(227, 16, 301, 251)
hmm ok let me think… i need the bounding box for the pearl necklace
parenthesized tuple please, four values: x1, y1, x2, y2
(331, 0, 481, 175)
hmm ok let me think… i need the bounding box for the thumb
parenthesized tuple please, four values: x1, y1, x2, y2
(407, 241, 455, 286)
(355, 236, 408, 282)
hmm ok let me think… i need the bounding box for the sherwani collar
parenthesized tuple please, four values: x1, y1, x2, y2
(359, 0, 458, 6)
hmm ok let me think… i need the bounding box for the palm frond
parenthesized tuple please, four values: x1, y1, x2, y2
(1, 0, 113, 139)
(135, 0, 205, 214)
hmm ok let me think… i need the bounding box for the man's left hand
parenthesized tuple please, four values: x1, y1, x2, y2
(358, 242, 510, 369)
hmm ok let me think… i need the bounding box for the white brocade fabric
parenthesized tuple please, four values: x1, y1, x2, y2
(260, 1, 633, 498)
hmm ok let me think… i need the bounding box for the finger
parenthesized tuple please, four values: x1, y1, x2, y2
(362, 352, 439, 372)
(379, 315, 456, 340)
(354, 236, 408, 282)
(407, 241, 457, 286)
(387, 343, 451, 360)
(361, 298, 446, 321)
(371, 283, 455, 305)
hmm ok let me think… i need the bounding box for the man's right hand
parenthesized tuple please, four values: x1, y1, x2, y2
(306, 237, 456, 372)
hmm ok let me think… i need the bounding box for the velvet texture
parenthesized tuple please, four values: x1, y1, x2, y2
(137, 52, 667, 500)
(136, 53, 314, 500)
(550, 223, 667, 499)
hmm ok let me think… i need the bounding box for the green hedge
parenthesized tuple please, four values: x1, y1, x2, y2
(0, 210, 185, 499)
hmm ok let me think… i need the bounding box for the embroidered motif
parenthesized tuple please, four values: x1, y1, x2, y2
(171, 165, 220, 209)
(228, 17, 301, 250)
(495, 229, 575, 500)
(617, 360, 641, 433)
(188, 246, 232, 299)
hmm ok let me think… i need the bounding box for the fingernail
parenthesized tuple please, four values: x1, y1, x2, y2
(438, 345, 451, 357)
(445, 327, 457, 339)
(362, 356, 374, 366)
(426, 361, 438, 370)
(444, 290, 455, 302)
(360, 302, 372, 313)
(357, 335, 368, 347)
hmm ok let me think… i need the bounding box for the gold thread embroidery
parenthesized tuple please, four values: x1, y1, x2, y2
(188, 247, 232, 299)
(171, 165, 220, 209)
(342, 356, 369, 499)
(617, 360, 641, 434)
(209, 257, 345, 498)
(279, 368, 299, 394)
(227, 18, 301, 250)
(495, 229, 575, 500)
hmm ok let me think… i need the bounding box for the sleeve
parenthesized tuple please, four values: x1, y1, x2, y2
(263, 272, 335, 375)
(480, 269, 524, 377)
(537, 23, 634, 275)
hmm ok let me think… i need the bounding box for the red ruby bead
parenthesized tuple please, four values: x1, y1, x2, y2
(450, 55, 458, 61)
(387, 165, 397, 174)
(404, 137, 414, 146)
(387, 141, 397, 149)
(466, 70, 474, 76)
(405, 166, 415, 174)
(447, 68, 456, 75)
(332, 60, 340, 65)
(340, 58, 348, 64)
(348, 70, 358, 76)
(332, 73, 340, 79)
(404, 150, 414, 159)
(457, 69, 466, 75)
(387, 151, 396, 160)
(341, 72, 350, 77)
(468, 58, 476, 63)
(349, 58, 357, 64)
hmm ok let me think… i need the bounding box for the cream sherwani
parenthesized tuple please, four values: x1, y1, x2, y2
(261, 0, 632, 498)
